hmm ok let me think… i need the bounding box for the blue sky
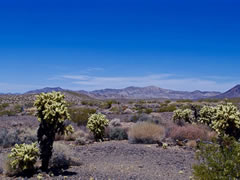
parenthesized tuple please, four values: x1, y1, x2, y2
(0, 0, 240, 93)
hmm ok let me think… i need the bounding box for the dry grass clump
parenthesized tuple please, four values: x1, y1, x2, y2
(49, 142, 81, 171)
(167, 124, 215, 141)
(128, 122, 165, 144)
(55, 129, 93, 145)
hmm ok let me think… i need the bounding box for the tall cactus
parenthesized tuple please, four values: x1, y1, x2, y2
(34, 92, 73, 171)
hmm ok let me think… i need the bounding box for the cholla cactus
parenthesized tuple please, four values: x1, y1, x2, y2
(64, 125, 74, 136)
(8, 142, 39, 172)
(87, 113, 109, 141)
(34, 92, 73, 171)
(199, 103, 240, 139)
(173, 109, 194, 126)
(199, 106, 217, 126)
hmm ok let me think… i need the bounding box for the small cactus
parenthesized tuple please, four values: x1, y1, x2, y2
(87, 113, 109, 141)
(8, 142, 39, 172)
(173, 109, 194, 125)
(162, 143, 168, 149)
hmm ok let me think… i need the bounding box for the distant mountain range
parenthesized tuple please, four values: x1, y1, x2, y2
(20, 84, 240, 100)
(25, 87, 65, 94)
(214, 85, 240, 99)
(77, 86, 220, 99)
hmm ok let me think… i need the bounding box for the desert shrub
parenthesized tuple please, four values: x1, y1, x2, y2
(101, 100, 113, 109)
(69, 107, 96, 126)
(199, 103, 240, 139)
(109, 106, 120, 114)
(198, 98, 220, 103)
(176, 99, 193, 103)
(193, 137, 240, 180)
(173, 109, 194, 126)
(13, 104, 23, 113)
(75, 137, 88, 145)
(109, 127, 128, 140)
(0, 110, 16, 116)
(34, 92, 74, 171)
(128, 122, 165, 144)
(164, 100, 171, 104)
(145, 108, 153, 114)
(24, 102, 34, 108)
(64, 129, 87, 141)
(49, 143, 71, 170)
(129, 113, 161, 124)
(167, 124, 213, 141)
(81, 100, 88, 105)
(109, 118, 121, 127)
(129, 115, 139, 123)
(0, 103, 9, 111)
(0, 129, 21, 148)
(7, 143, 39, 175)
(87, 113, 109, 141)
(158, 104, 177, 112)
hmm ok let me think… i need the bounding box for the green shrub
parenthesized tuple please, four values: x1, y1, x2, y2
(34, 92, 73, 171)
(145, 108, 153, 114)
(109, 127, 128, 140)
(101, 100, 113, 109)
(0, 103, 9, 111)
(69, 107, 96, 126)
(199, 103, 240, 139)
(8, 143, 39, 174)
(176, 99, 193, 103)
(193, 137, 240, 180)
(173, 109, 194, 126)
(158, 104, 177, 112)
(87, 113, 109, 141)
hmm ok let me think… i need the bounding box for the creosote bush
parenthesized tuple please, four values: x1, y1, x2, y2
(199, 103, 240, 139)
(193, 137, 240, 180)
(109, 127, 128, 140)
(69, 107, 96, 126)
(7, 143, 39, 175)
(34, 92, 73, 171)
(128, 122, 165, 144)
(87, 113, 109, 141)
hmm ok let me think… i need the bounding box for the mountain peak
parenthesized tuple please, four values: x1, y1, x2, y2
(214, 85, 240, 99)
(25, 87, 65, 94)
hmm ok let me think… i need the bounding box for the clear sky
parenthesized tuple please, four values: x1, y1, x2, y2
(0, 0, 240, 93)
